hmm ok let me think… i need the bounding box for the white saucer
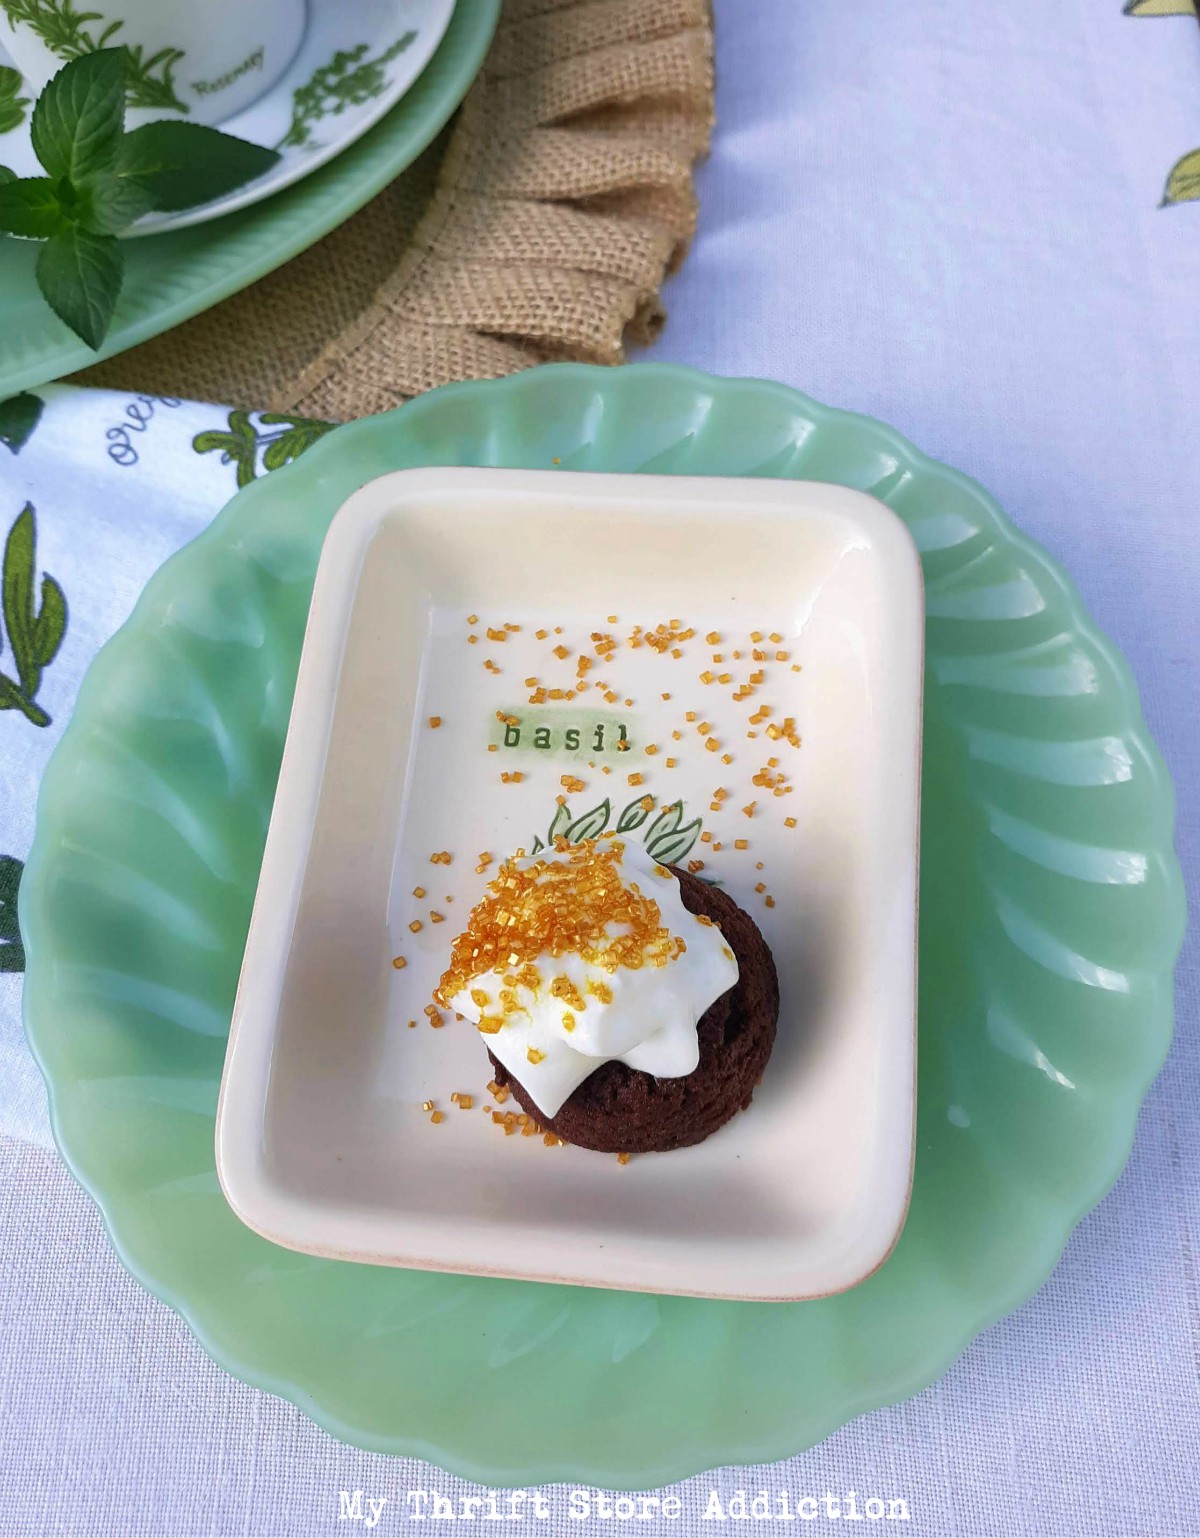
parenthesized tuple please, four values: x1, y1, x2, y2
(0, 0, 456, 236)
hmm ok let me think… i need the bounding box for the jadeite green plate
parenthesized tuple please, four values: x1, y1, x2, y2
(22, 366, 1184, 1486)
(0, 0, 500, 399)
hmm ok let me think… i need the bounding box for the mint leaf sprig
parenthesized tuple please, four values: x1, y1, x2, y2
(0, 50, 280, 348)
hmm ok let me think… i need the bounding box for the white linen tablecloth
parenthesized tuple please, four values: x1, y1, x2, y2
(1, 2, 1198, 1533)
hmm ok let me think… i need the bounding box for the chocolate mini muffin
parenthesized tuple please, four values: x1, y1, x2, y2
(490, 867, 779, 1153)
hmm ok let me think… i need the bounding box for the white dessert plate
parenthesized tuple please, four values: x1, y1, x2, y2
(215, 468, 925, 1301)
(0, 0, 456, 235)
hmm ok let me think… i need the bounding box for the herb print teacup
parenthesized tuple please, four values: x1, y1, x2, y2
(1, 0, 307, 127)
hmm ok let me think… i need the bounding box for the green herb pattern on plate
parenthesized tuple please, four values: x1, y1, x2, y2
(1, 0, 189, 113)
(277, 32, 418, 150)
(0, 63, 30, 131)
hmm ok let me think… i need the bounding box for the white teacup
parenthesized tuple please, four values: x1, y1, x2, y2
(1, 0, 307, 127)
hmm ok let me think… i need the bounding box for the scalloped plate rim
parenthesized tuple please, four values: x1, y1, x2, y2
(20, 363, 1186, 1487)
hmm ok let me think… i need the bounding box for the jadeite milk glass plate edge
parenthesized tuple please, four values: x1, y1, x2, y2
(21, 365, 1185, 1486)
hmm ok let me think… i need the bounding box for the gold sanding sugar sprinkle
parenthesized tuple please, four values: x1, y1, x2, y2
(483, 659, 500, 672)
(535, 628, 548, 639)
(430, 851, 452, 865)
(467, 614, 479, 625)
(695, 914, 715, 927)
(785, 816, 797, 828)
(706, 631, 721, 645)
(671, 730, 682, 741)
(627, 771, 644, 786)
(550, 975, 586, 1011)
(722, 753, 734, 765)
(561, 774, 586, 793)
(742, 801, 757, 817)
(700, 671, 715, 685)
(553, 644, 571, 659)
(428, 716, 442, 728)
(527, 1047, 546, 1064)
(687, 859, 704, 873)
(685, 711, 697, 723)
(701, 831, 712, 843)
(392, 956, 407, 969)
(409, 919, 423, 933)
(617, 1152, 631, 1165)
(501, 771, 524, 783)
(712, 653, 724, 664)
(765, 895, 776, 908)
(587, 977, 613, 1004)
(734, 839, 748, 850)
(430, 1110, 445, 1124)
(661, 692, 671, 701)
(561, 1011, 576, 1033)
(644, 744, 659, 756)
(607, 614, 619, 623)
(438, 838, 681, 1014)
(705, 738, 719, 753)
(422, 1100, 434, 1111)
(430, 911, 445, 924)
(413, 886, 426, 898)
(769, 632, 783, 644)
(486, 627, 508, 642)
(407, 1019, 417, 1028)
(755, 882, 766, 894)
(468, 635, 478, 644)
(666, 757, 678, 768)
(718, 673, 732, 685)
(452, 1093, 474, 1110)
(751, 630, 763, 643)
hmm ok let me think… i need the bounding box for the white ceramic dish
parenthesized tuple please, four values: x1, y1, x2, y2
(0, 0, 456, 235)
(215, 468, 925, 1301)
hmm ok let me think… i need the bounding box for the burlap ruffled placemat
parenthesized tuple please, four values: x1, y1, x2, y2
(77, 0, 714, 416)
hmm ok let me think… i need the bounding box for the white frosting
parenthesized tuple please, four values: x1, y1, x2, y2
(448, 841, 739, 1118)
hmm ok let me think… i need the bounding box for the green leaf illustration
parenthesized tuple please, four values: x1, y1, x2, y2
(1, 1, 187, 113)
(192, 409, 259, 487)
(0, 855, 24, 973)
(645, 817, 703, 866)
(1124, 0, 1195, 14)
(35, 222, 121, 348)
(547, 802, 573, 845)
(1162, 147, 1200, 206)
(192, 410, 334, 486)
(0, 175, 68, 237)
(616, 794, 655, 833)
(0, 503, 67, 726)
(0, 65, 31, 133)
(529, 835, 545, 856)
(0, 166, 15, 185)
(643, 802, 683, 847)
(258, 413, 335, 471)
(30, 46, 125, 182)
(118, 120, 279, 212)
(566, 798, 612, 843)
(278, 32, 417, 150)
(0, 393, 43, 454)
